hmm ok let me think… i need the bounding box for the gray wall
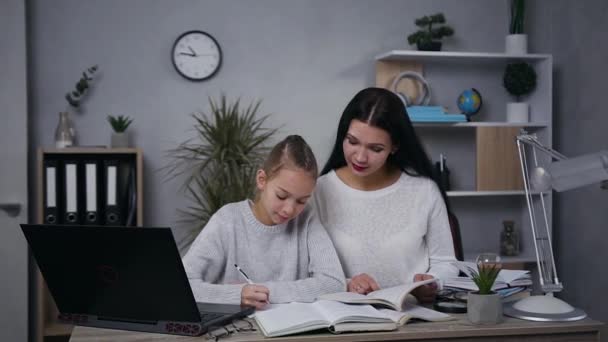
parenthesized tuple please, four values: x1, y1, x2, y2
(529, 0, 608, 329)
(28, 0, 508, 243)
(1, 0, 29, 341)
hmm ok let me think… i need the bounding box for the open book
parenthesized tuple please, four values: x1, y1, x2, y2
(318, 278, 439, 311)
(254, 300, 397, 337)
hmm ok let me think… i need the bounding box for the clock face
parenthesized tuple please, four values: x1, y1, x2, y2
(171, 31, 222, 81)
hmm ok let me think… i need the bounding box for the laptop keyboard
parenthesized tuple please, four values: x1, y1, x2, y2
(196, 304, 225, 322)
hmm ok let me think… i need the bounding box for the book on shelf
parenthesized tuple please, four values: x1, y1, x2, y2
(318, 278, 438, 311)
(253, 300, 397, 337)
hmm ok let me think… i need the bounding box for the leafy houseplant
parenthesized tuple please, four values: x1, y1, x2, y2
(55, 65, 100, 148)
(65, 65, 99, 109)
(503, 61, 537, 122)
(407, 13, 454, 51)
(506, 0, 527, 54)
(164, 95, 278, 249)
(107, 115, 133, 148)
(509, 0, 525, 34)
(503, 62, 537, 101)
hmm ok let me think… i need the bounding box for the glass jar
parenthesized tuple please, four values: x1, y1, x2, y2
(55, 111, 74, 148)
(500, 220, 520, 256)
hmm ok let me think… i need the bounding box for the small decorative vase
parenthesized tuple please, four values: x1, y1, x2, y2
(111, 132, 130, 148)
(505, 34, 527, 55)
(500, 220, 520, 256)
(54, 111, 75, 148)
(467, 292, 503, 324)
(506, 102, 529, 122)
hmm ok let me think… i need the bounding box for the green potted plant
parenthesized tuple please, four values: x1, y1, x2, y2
(467, 253, 503, 324)
(55, 65, 99, 148)
(164, 95, 278, 250)
(407, 13, 454, 51)
(107, 115, 133, 147)
(506, 0, 527, 54)
(503, 61, 537, 122)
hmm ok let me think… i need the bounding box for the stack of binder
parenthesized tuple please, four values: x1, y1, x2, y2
(406, 106, 468, 123)
(43, 156, 137, 226)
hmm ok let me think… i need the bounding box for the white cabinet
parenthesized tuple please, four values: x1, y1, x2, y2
(375, 50, 553, 265)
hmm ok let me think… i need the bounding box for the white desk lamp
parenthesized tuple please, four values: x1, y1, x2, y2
(504, 132, 608, 321)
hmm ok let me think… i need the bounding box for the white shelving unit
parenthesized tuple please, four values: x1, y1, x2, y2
(375, 50, 553, 264)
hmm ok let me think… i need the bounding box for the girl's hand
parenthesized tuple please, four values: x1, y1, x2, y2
(347, 273, 380, 295)
(411, 274, 438, 303)
(241, 284, 270, 309)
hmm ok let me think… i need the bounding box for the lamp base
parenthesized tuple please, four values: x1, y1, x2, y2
(504, 294, 587, 322)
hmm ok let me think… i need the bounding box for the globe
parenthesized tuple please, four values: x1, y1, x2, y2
(457, 88, 482, 117)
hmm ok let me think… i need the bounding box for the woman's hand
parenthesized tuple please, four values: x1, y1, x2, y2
(347, 273, 380, 295)
(410, 274, 438, 303)
(241, 284, 270, 309)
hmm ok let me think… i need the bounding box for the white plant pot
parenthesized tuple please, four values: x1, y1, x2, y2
(467, 292, 503, 324)
(111, 132, 130, 148)
(505, 34, 528, 55)
(506, 102, 529, 122)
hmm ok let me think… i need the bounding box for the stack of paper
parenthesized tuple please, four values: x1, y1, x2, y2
(406, 106, 467, 123)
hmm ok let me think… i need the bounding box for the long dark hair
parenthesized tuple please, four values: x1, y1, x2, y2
(321, 87, 451, 210)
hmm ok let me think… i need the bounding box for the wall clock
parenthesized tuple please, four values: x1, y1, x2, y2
(171, 30, 222, 81)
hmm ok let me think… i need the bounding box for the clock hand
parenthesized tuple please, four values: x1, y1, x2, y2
(188, 46, 197, 56)
(179, 52, 196, 56)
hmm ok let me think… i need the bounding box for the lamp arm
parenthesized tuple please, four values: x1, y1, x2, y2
(516, 133, 567, 161)
(516, 134, 563, 294)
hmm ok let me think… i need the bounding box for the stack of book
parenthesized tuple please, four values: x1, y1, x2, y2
(444, 261, 533, 302)
(406, 106, 467, 123)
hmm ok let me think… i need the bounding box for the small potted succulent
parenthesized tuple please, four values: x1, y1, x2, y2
(467, 253, 503, 324)
(407, 13, 454, 51)
(503, 61, 537, 122)
(107, 115, 133, 148)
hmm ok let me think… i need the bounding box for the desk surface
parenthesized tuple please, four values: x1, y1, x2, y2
(69, 314, 604, 342)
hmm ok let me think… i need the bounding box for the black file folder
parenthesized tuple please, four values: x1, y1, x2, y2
(43, 159, 61, 224)
(83, 160, 102, 225)
(63, 160, 80, 224)
(104, 160, 123, 225)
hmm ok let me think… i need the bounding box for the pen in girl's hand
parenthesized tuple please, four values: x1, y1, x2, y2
(234, 264, 254, 284)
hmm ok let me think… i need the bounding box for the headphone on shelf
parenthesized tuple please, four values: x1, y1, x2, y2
(390, 71, 431, 106)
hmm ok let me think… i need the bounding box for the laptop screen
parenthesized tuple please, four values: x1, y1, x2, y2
(22, 225, 201, 323)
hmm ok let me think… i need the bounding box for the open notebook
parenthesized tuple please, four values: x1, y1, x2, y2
(254, 300, 397, 337)
(318, 278, 439, 311)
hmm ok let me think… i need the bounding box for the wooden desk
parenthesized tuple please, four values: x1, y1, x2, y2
(70, 314, 603, 342)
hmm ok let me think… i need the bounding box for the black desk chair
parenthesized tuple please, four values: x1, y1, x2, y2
(447, 211, 464, 261)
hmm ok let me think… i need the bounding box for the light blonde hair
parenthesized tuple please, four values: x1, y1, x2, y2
(262, 135, 318, 181)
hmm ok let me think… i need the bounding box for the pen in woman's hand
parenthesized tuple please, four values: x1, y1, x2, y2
(234, 264, 254, 284)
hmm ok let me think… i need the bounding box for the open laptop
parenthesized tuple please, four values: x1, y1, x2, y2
(21, 224, 254, 336)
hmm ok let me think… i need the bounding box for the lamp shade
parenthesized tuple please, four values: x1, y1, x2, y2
(531, 151, 608, 192)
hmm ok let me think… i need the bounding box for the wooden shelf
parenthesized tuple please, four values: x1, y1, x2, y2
(375, 50, 552, 63)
